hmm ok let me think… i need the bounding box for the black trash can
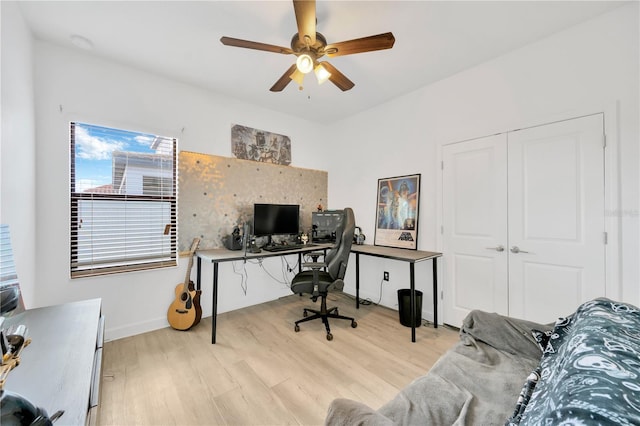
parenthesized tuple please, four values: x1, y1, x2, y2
(397, 289, 422, 327)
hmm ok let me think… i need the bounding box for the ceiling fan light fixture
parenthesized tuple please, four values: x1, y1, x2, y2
(296, 53, 315, 74)
(314, 63, 331, 85)
(290, 68, 305, 88)
(221, 1, 395, 92)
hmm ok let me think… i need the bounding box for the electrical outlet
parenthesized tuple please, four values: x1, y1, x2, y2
(383, 271, 390, 281)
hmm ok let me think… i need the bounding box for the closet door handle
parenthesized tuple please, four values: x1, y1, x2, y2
(510, 246, 530, 254)
(486, 245, 505, 252)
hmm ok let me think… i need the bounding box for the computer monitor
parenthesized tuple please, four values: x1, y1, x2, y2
(312, 210, 343, 242)
(253, 203, 300, 245)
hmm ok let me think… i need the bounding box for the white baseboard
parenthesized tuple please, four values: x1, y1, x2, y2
(105, 288, 437, 342)
(105, 316, 169, 342)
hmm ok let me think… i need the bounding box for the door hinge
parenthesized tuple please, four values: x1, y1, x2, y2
(604, 231, 608, 244)
(441, 290, 444, 300)
(440, 225, 444, 234)
(603, 134, 607, 148)
(441, 161, 444, 170)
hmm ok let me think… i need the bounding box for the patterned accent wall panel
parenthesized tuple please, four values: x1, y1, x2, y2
(178, 151, 328, 251)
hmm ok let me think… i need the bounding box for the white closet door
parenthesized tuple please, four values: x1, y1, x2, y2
(442, 134, 509, 327)
(507, 114, 605, 323)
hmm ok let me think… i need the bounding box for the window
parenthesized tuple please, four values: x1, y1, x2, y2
(0, 224, 24, 315)
(70, 122, 177, 278)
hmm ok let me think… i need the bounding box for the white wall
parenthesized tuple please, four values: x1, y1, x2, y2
(329, 3, 639, 319)
(0, 1, 37, 307)
(4, 2, 638, 340)
(32, 42, 324, 340)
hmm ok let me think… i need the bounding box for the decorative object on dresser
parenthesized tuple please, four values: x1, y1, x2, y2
(0, 320, 55, 426)
(167, 238, 202, 331)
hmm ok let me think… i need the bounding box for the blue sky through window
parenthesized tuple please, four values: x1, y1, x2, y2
(74, 123, 158, 192)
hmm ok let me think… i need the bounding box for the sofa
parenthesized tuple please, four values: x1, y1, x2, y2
(325, 298, 640, 425)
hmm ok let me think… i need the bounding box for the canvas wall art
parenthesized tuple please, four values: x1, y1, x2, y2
(231, 124, 291, 165)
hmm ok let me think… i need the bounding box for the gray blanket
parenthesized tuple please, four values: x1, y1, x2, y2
(325, 311, 552, 426)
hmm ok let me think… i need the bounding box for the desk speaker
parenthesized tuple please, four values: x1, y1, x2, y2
(223, 227, 244, 251)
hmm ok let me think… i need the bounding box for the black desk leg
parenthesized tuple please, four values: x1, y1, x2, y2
(212, 262, 219, 344)
(410, 262, 416, 343)
(355, 253, 360, 309)
(432, 258, 438, 329)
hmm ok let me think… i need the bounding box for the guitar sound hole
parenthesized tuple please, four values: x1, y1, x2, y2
(180, 292, 189, 302)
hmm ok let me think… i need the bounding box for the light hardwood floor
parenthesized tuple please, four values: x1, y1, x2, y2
(99, 293, 459, 425)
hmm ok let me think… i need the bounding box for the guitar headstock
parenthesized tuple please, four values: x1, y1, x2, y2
(189, 238, 201, 255)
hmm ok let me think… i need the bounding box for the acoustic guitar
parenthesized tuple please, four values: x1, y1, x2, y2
(167, 238, 202, 331)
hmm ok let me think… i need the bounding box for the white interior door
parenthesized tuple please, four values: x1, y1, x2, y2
(507, 114, 606, 323)
(442, 134, 509, 327)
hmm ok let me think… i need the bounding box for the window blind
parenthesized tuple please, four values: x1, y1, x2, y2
(70, 122, 177, 278)
(0, 224, 24, 315)
(0, 225, 18, 287)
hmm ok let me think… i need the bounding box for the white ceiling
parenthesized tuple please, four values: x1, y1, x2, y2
(17, 1, 627, 124)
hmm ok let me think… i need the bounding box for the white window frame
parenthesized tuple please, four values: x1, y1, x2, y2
(70, 122, 177, 278)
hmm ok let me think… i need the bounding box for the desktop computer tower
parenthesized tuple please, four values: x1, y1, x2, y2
(312, 210, 343, 243)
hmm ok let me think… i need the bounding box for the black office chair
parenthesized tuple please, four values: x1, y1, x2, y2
(291, 207, 357, 340)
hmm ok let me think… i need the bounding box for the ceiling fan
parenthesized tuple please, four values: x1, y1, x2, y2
(220, 0, 395, 92)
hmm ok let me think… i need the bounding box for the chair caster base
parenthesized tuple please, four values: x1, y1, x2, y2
(293, 295, 356, 341)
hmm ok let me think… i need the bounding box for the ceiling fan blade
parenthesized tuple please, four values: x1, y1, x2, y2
(270, 64, 298, 92)
(319, 62, 354, 91)
(293, 0, 316, 46)
(325, 32, 395, 57)
(220, 36, 293, 55)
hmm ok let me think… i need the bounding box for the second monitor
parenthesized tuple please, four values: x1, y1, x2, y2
(312, 210, 343, 243)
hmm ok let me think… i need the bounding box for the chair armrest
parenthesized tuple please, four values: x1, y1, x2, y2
(305, 251, 326, 262)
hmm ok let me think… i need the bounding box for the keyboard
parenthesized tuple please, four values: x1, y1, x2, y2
(262, 243, 316, 252)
